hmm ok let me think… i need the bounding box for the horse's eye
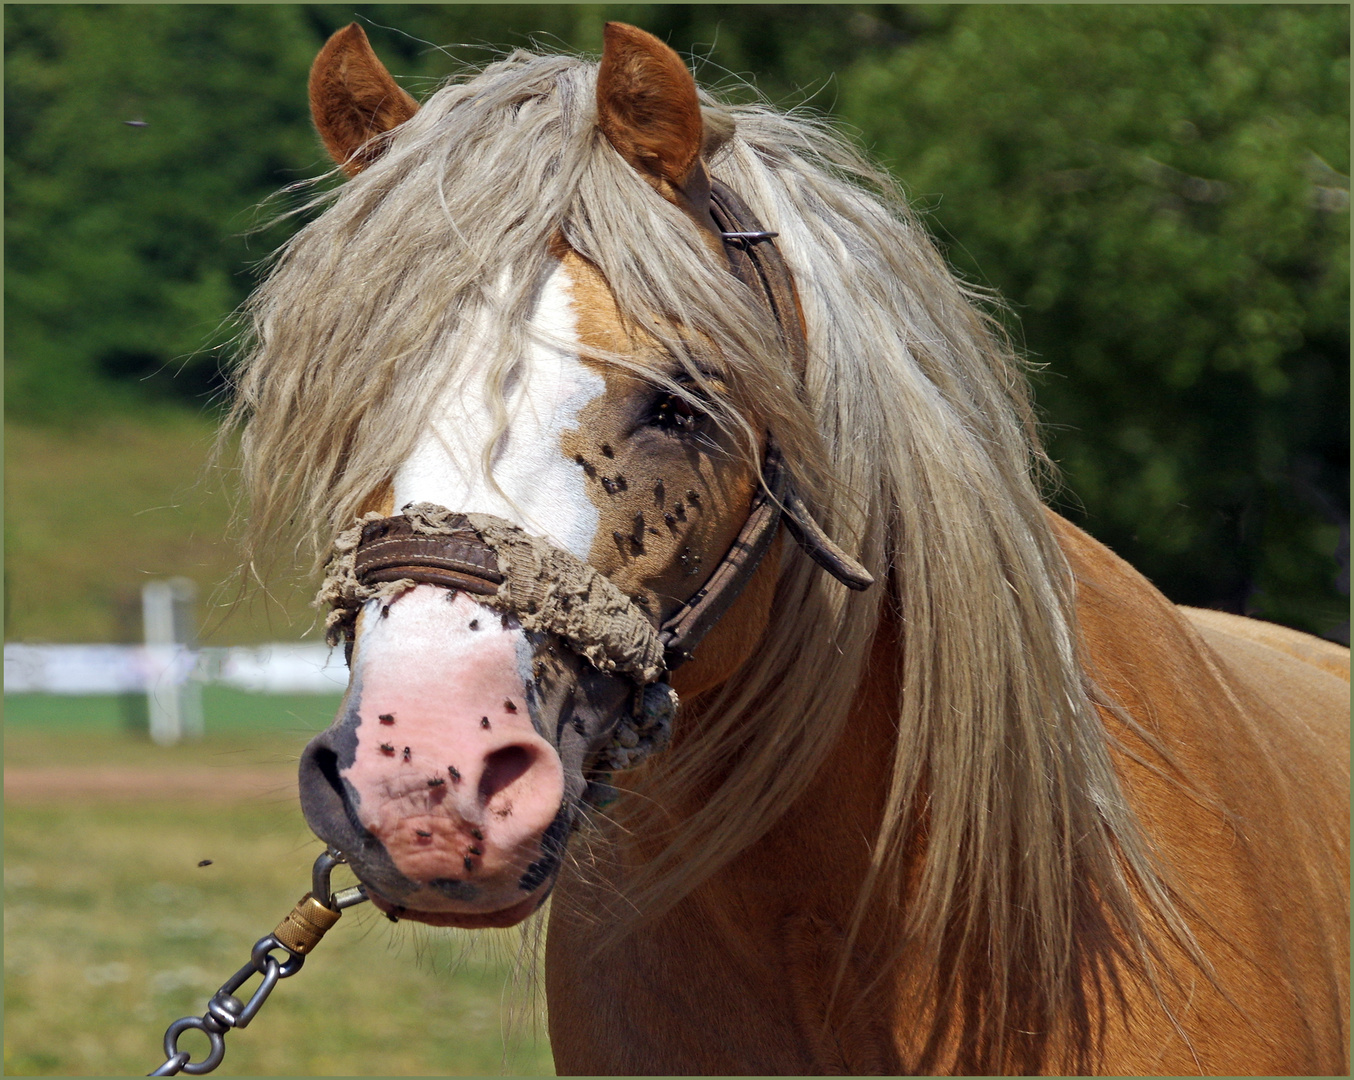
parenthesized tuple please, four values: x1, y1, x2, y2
(647, 391, 707, 434)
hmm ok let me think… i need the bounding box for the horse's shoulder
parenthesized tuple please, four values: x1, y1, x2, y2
(1046, 517, 1349, 1075)
(1051, 512, 1348, 755)
(1179, 604, 1350, 683)
(1177, 605, 1349, 774)
(1047, 512, 1348, 741)
(1044, 511, 1217, 687)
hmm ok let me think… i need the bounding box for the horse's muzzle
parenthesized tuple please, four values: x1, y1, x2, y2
(297, 587, 631, 926)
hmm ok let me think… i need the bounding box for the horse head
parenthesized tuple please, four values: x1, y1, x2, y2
(293, 23, 869, 928)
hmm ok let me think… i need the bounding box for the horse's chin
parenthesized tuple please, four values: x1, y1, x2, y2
(366, 885, 548, 928)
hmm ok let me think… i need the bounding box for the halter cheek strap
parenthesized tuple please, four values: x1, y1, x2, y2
(704, 177, 876, 586)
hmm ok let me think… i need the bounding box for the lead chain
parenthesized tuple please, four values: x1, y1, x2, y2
(148, 848, 368, 1076)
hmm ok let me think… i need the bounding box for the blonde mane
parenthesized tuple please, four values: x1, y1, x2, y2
(227, 47, 1189, 1069)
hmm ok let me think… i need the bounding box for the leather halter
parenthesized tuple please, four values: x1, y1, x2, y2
(346, 177, 873, 675)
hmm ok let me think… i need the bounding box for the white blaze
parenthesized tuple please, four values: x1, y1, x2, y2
(392, 263, 602, 558)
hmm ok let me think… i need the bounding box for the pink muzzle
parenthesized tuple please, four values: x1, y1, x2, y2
(339, 589, 564, 915)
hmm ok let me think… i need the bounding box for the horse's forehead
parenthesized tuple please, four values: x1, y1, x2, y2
(555, 249, 652, 384)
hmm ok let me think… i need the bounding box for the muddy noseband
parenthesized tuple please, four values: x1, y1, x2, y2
(352, 520, 504, 597)
(332, 504, 665, 684)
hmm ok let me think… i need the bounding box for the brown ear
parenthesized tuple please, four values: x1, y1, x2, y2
(596, 23, 719, 238)
(309, 23, 419, 177)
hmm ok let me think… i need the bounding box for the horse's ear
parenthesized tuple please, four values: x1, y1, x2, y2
(596, 23, 720, 238)
(309, 23, 419, 177)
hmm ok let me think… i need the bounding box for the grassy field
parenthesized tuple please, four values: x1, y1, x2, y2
(5, 413, 319, 645)
(3, 409, 552, 1073)
(4, 696, 557, 1076)
(5, 687, 345, 750)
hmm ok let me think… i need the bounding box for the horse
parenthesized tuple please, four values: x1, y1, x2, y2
(225, 22, 1350, 1074)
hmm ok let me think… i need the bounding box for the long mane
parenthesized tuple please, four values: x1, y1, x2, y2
(228, 47, 1190, 1069)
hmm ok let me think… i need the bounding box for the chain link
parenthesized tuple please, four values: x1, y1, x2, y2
(148, 848, 367, 1076)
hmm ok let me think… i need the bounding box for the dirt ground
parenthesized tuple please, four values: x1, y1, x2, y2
(4, 765, 296, 802)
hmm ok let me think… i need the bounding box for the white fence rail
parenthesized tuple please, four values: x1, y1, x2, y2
(4, 643, 349, 696)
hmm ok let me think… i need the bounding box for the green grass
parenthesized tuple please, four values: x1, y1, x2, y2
(4, 704, 557, 1076)
(4, 689, 344, 770)
(4, 688, 346, 734)
(5, 413, 319, 645)
(3, 698, 321, 779)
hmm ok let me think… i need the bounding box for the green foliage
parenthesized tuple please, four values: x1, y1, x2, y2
(5, 5, 322, 419)
(4, 5, 1346, 637)
(841, 5, 1349, 635)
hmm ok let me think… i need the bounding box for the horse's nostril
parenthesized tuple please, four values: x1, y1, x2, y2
(300, 740, 367, 841)
(479, 744, 535, 804)
(311, 745, 343, 794)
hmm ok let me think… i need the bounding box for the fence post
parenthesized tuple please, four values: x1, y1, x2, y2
(142, 577, 201, 745)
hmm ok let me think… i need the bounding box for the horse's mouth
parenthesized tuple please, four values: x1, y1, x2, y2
(365, 884, 548, 928)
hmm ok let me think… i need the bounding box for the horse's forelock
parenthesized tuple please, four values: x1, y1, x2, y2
(229, 48, 817, 568)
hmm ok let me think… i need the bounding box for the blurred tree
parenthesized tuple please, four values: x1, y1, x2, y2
(841, 5, 1349, 638)
(3, 4, 912, 421)
(293, 5, 927, 110)
(5, 5, 1345, 640)
(5, 5, 324, 419)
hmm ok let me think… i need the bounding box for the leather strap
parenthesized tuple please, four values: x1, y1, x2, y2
(648, 182, 804, 667)
(657, 447, 790, 666)
(781, 484, 876, 591)
(645, 180, 873, 666)
(353, 515, 503, 595)
(710, 178, 809, 377)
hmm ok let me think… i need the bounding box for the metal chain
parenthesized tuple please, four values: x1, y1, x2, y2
(148, 848, 368, 1076)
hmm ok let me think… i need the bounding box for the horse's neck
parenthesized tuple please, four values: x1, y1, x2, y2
(546, 598, 912, 1074)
